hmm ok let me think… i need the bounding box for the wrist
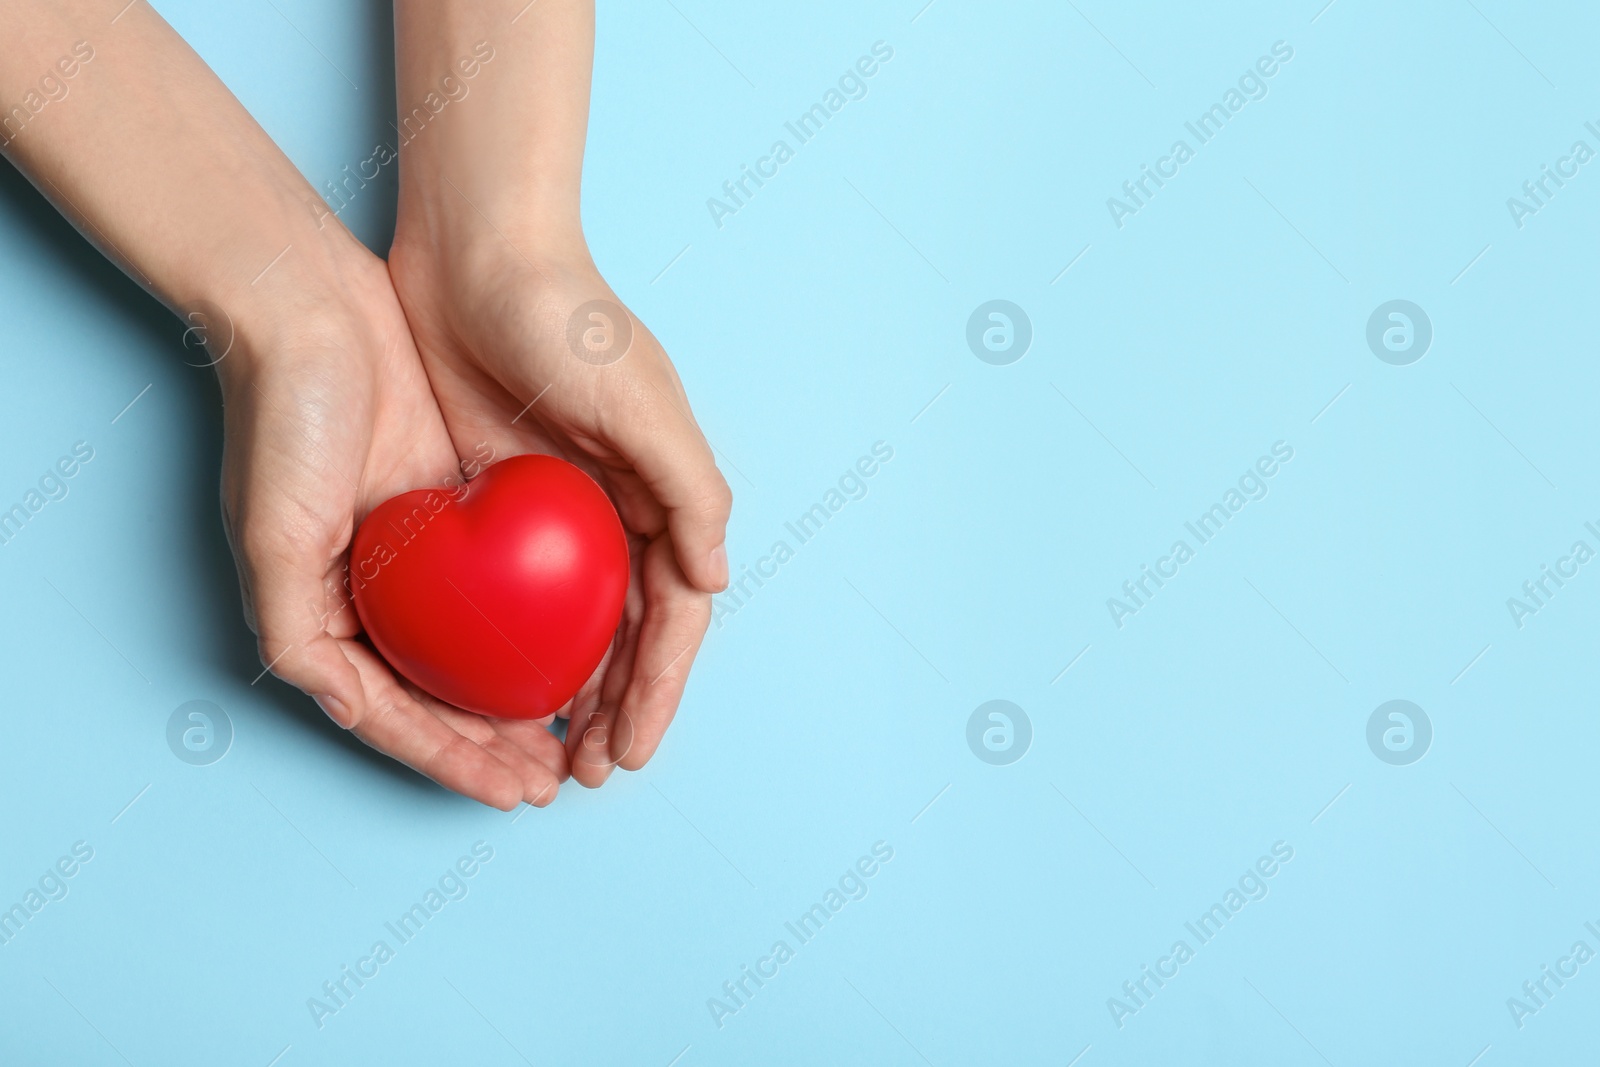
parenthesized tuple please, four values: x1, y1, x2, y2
(0, 0, 389, 367)
(174, 187, 372, 320)
(393, 175, 587, 274)
(199, 235, 397, 386)
(391, 0, 594, 257)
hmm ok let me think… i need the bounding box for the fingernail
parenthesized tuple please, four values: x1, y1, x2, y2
(314, 694, 352, 727)
(709, 543, 728, 589)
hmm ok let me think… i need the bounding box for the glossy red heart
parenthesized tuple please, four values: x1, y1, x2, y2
(350, 454, 628, 719)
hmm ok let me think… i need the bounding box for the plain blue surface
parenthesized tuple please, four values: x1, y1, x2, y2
(3, 0, 1598, 1063)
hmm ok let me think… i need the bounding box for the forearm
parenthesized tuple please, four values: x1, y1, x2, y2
(392, 0, 593, 255)
(0, 0, 371, 336)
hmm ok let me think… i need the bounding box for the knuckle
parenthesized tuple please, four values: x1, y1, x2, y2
(677, 593, 713, 639)
(422, 732, 471, 777)
(700, 475, 734, 524)
(254, 634, 291, 674)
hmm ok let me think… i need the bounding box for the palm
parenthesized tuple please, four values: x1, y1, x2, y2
(470, 404, 651, 775)
(219, 283, 566, 809)
(390, 251, 721, 787)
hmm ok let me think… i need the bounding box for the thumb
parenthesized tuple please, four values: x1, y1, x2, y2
(231, 518, 367, 728)
(608, 380, 733, 594)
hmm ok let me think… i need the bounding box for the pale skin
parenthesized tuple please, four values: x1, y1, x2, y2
(0, 0, 730, 808)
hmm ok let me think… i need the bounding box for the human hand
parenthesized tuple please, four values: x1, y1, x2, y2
(389, 230, 731, 788)
(0, 0, 568, 809)
(388, 0, 732, 788)
(213, 257, 570, 811)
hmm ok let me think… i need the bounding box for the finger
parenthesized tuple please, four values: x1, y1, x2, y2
(567, 550, 646, 786)
(412, 692, 564, 806)
(230, 512, 368, 729)
(319, 562, 364, 641)
(418, 347, 568, 481)
(342, 642, 526, 810)
(602, 467, 668, 539)
(568, 702, 619, 789)
(606, 377, 732, 594)
(478, 728, 561, 806)
(562, 627, 618, 734)
(614, 536, 712, 771)
(486, 717, 570, 787)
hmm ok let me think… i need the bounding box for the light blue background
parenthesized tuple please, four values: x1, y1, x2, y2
(2, 0, 1596, 1063)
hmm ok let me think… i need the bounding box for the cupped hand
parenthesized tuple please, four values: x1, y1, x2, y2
(388, 233, 731, 788)
(214, 254, 566, 810)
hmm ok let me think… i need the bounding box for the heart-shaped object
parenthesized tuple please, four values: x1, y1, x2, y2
(350, 454, 628, 719)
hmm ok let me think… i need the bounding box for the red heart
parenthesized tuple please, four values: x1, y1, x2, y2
(350, 454, 628, 719)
